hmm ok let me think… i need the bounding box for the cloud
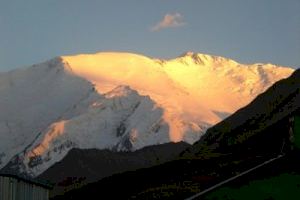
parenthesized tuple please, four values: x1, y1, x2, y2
(151, 13, 186, 32)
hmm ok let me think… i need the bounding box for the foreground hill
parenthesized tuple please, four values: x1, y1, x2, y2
(39, 142, 190, 196)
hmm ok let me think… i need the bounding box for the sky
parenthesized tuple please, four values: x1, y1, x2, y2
(0, 0, 299, 71)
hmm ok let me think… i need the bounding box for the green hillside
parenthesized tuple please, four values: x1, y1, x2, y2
(204, 173, 300, 200)
(294, 115, 300, 148)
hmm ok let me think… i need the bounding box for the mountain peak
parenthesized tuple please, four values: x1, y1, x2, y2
(180, 51, 196, 57)
(31, 56, 75, 74)
(40, 56, 65, 68)
(176, 51, 236, 66)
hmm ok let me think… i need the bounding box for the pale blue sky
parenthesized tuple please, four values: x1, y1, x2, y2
(0, 0, 299, 71)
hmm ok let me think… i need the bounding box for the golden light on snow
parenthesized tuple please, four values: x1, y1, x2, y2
(61, 52, 293, 142)
(27, 120, 67, 158)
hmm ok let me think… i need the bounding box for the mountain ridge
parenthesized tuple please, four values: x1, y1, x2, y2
(0, 51, 294, 177)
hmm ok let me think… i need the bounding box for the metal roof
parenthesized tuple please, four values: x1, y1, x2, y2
(0, 173, 53, 189)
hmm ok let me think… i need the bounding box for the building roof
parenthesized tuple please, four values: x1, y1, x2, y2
(0, 173, 53, 189)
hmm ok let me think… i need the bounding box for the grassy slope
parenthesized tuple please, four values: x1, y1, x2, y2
(203, 115, 300, 200)
(203, 150, 300, 200)
(204, 173, 300, 200)
(294, 115, 300, 148)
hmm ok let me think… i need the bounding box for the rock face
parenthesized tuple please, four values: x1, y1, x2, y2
(0, 52, 294, 177)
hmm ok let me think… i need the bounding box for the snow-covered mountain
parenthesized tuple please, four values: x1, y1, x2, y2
(0, 52, 294, 176)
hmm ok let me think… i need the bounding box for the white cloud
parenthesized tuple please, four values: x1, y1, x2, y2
(151, 13, 186, 32)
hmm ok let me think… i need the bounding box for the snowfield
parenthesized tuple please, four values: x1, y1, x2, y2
(0, 52, 294, 176)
